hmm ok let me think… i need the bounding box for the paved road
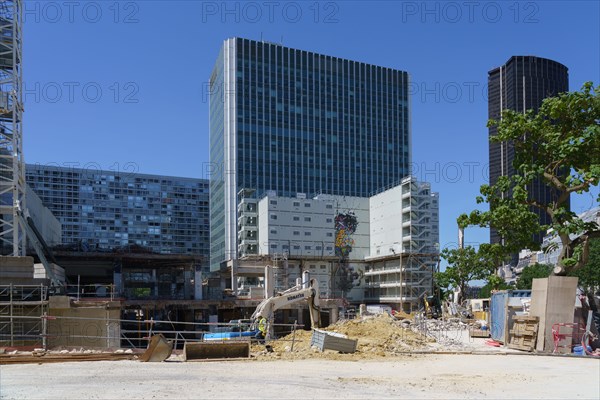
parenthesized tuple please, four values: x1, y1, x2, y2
(1, 354, 598, 399)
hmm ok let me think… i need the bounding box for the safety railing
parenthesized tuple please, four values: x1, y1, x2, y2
(0, 313, 308, 351)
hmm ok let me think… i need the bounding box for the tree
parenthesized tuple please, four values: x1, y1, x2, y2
(436, 246, 495, 303)
(568, 237, 600, 295)
(516, 263, 553, 290)
(460, 82, 600, 275)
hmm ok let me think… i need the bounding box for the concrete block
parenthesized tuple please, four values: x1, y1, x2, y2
(530, 276, 578, 352)
(0, 256, 34, 268)
(49, 296, 71, 309)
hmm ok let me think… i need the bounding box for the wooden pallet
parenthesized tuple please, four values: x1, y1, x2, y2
(470, 328, 490, 338)
(507, 316, 539, 352)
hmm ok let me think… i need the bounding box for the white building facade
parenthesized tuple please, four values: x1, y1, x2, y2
(236, 177, 439, 311)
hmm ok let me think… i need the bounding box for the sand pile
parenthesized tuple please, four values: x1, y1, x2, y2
(253, 313, 431, 360)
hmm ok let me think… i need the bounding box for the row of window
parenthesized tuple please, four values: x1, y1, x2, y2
(269, 243, 333, 252)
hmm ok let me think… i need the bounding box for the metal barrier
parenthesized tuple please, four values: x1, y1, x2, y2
(0, 313, 305, 351)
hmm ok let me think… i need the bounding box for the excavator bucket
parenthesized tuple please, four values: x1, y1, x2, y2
(183, 341, 250, 361)
(139, 334, 173, 362)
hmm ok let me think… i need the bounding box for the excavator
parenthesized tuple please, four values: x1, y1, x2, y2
(143, 278, 322, 361)
(250, 277, 321, 339)
(203, 277, 321, 341)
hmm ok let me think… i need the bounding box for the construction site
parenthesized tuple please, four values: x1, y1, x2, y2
(1, 1, 600, 399)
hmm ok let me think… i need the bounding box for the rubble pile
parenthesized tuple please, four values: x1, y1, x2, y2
(254, 313, 432, 360)
(411, 317, 471, 347)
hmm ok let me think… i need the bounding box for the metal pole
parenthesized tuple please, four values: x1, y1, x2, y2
(291, 320, 297, 352)
(106, 309, 110, 349)
(42, 312, 47, 350)
(77, 275, 80, 301)
(9, 283, 13, 347)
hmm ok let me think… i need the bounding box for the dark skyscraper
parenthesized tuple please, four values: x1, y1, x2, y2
(488, 56, 569, 246)
(209, 38, 412, 270)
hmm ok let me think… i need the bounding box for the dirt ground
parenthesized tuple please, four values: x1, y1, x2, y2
(1, 354, 598, 399)
(2, 315, 598, 399)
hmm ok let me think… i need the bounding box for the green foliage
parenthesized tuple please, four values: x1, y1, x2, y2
(516, 263, 553, 290)
(568, 238, 600, 294)
(436, 246, 496, 303)
(460, 82, 600, 273)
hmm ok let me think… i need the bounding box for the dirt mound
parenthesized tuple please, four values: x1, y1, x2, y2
(253, 313, 429, 360)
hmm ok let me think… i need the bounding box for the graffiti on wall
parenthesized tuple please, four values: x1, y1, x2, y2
(335, 212, 358, 259)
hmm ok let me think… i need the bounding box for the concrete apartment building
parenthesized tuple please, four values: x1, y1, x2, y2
(364, 177, 439, 307)
(233, 176, 439, 312)
(25, 164, 210, 260)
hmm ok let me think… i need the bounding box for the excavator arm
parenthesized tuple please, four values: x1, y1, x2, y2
(15, 202, 64, 290)
(251, 278, 321, 335)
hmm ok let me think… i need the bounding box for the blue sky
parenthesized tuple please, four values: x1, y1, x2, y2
(23, 0, 599, 258)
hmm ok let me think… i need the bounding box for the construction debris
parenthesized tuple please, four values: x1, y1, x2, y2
(0, 352, 136, 364)
(310, 329, 357, 353)
(139, 334, 173, 362)
(183, 341, 250, 361)
(254, 313, 431, 360)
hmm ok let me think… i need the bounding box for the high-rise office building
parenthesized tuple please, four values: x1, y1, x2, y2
(488, 56, 569, 246)
(26, 164, 210, 257)
(210, 38, 412, 270)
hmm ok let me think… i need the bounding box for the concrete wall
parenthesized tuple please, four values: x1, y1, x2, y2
(369, 177, 439, 258)
(370, 185, 405, 257)
(47, 296, 121, 349)
(331, 196, 370, 260)
(258, 194, 336, 257)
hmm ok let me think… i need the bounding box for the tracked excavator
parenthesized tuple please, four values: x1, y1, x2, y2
(144, 278, 322, 361)
(203, 277, 321, 341)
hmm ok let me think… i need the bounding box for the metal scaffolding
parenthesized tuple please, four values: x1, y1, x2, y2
(0, 284, 48, 347)
(0, 0, 25, 255)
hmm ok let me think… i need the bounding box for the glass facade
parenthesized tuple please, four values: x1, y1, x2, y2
(488, 56, 569, 246)
(25, 164, 210, 257)
(210, 38, 412, 270)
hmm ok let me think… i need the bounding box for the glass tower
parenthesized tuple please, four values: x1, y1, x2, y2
(488, 56, 569, 246)
(210, 38, 412, 270)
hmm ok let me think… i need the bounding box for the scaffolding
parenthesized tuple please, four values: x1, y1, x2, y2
(0, 284, 48, 347)
(0, 0, 25, 256)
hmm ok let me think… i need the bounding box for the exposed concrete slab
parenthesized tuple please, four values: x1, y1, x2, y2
(0, 256, 46, 285)
(530, 276, 578, 353)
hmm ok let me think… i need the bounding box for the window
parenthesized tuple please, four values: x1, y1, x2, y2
(270, 214, 277, 220)
(270, 229, 277, 234)
(270, 200, 277, 205)
(293, 245, 300, 250)
(304, 203, 311, 208)
(304, 232, 311, 236)
(326, 246, 333, 251)
(304, 217, 311, 222)
(326, 232, 333, 237)
(293, 216, 300, 221)
(316, 246, 322, 250)
(326, 204, 333, 209)
(270, 244, 277, 249)
(326, 218, 332, 223)
(293, 201, 300, 207)
(293, 231, 300, 236)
